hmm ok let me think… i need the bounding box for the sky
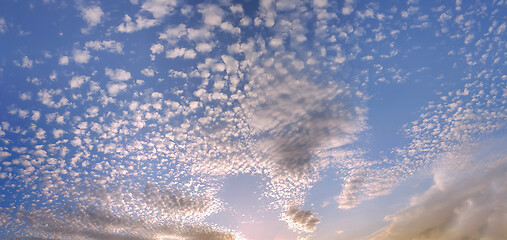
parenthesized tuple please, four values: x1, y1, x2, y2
(0, 0, 505, 239)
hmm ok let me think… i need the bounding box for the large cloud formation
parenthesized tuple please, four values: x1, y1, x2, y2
(12, 186, 236, 240)
(372, 156, 507, 240)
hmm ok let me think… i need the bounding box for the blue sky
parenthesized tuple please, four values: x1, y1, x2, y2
(0, 0, 506, 239)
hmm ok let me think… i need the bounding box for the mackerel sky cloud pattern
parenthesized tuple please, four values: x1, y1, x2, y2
(0, 0, 505, 239)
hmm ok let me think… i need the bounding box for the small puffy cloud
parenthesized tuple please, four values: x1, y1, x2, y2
(166, 48, 196, 59)
(58, 56, 69, 65)
(117, 14, 159, 33)
(150, 43, 164, 54)
(283, 207, 320, 233)
(342, 0, 354, 15)
(86, 106, 99, 118)
(230, 4, 244, 14)
(107, 83, 128, 96)
(105, 68, 131, 81)
(0, 17, 6, 33)
(0, 151, 11, 159)
(14, 56, 33, 68)
(72, 49, 91, 64)
(159, 24, 187, 44)
(196, 42, 214, 53)
(85, 40, 123, 54)
(69, 75, 90, 89)
(314, 0, 328, 8)
(19, 92, 31, 101)
(269, 37, 283, 47)
(79, 5, 103, 33)
(220, 22, 240, 34)
(198, 4, 224, 26)
(31, 111, 40, 121)
(52, 129, 64, 139)
(141, 68, 155, 77)
(142, 0, 178, 18)
(186, 27, 213, 41)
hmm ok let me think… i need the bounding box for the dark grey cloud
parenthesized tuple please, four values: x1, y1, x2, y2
(284, 207, 320, 232)
(249, 76, 363, 179)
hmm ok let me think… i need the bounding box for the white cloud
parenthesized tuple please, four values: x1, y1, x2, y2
(159, 24, 187, 44)
(198, 4, 224, 26)
(31, 111, 40, 121)
(52, 129, 64, 139)
(69, 75, 89, 89)
(150, 43, 164, 54)
(142, 0, 178, 18)
(0, 18, 6, 33)
(105, 68, 131, 81)
(230, 4, 244, 14)
(186, 27, 213, 41)
(72, 49, 91, 64)
(314, 0, 328, 8)
(107, 83, 128, 96)
(141, 68, 155, 77)
(19, 92, 31, 101)
(220, 21, 240, 34)
(86, 106, 99, 118)
(196, 42, 214, 53)
(342, 0, 354, 15)
(58, 56, 69, 65)
(270, 37, 283, 47)
(14, 56, 33, 68)
(0, 151, 11, 159)
(165, 48, 196, 59)
(79, 5, 103, 33)
(117, 14, 159, 33)
(85, 40, 123, 54)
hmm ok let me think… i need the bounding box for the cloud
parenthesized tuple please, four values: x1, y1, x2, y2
(196, 42, 214, 53)
(150, 43, 164, 54)
(372, 153, 507, 240)
(159, 24, 187, 44)
(73, 49, 91, 64)
(342, 0, 354, 15)
(85, 40, 124, 54)
(9, 185, 236, 240)
(0, 17, 6, 33)
(141, 68, 155, 77)
(105, 68, 131, 81)
(250, 77, 363, 179)
(79, 5, 104, 33)
(117, 14, 160, 33)
(14, 56, 33, 68)
(335, 170, 366, 209)
(142, 185, 217, 218)
(283, 207, 320, 233)
(165, 48, 196, 59)
(198, 4, 225, 26)
(69, 75, 90, 89)
(107, 83, 128, 96)
(141, 0, 178, 19)
(58, 56, 69, 65)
